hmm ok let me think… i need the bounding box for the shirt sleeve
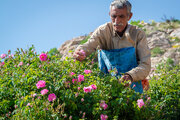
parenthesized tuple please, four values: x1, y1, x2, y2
(126, 30, 151, 82)
(75, 27, 104, 56)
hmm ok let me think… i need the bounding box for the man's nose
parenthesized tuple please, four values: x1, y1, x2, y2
(115, 17, 120, 23)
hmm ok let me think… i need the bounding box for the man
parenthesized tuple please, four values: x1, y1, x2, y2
(73, 0, 151, 92)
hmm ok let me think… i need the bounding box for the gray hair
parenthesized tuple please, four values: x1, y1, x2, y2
(110, 0, 132, 15)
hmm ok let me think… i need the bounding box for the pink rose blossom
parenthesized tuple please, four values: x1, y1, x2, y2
(137, 99, 144, 108)
(1, 54, 6, 59)
(70, 72, 75, 76)
(41, 89, 49, 95)
(0, 62, 5, 67)
(79, 49, 86, 56)
(32, 93, 37, 97)
(72, 78, 77, 84)
(83, 86, 92, 93)
(78, 75, 84, 82)
(36, 80, 46, 89)
(100, 114, 108, 120)
(14, 105, 18, 109)
(69, 116, 72, 119)
(48, 93, 56, 102)
(81, 98, 84, 102)
(90, 84, 97, 90)
(18, 62, 23, 66)
(100, 100, 108, 110)
(75, 93, 79, 97)
(78, 87, 81, 90)
(84, 70, 92, 74)
(39, 53, 48, 61)
(26, 103, 31, 106)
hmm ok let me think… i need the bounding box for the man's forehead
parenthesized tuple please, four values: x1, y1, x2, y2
(110, 6, 128, 14)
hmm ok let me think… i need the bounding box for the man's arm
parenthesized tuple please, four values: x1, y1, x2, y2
(73, 27, 103, 60)
(126, 30, 151, 82)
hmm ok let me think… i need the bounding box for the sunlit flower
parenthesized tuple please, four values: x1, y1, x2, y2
(70, 72, 75, 76)
(41, 89, 49, 95)
(100, 100, 108, 110)
(78, 75, 84, 82)
(90, 84, 97, 90)
(79, 49, 86, 56)
(72, 78, 77, 84)
(48, 93, 56, 102)
(83, 86, 92, 93)
(18, 62, 23, 66)
(39, 53, 48, 61)
(137, 99, 144, 108)
(1, 54, 6, 59)
(0, 62, 5, 67)
(100, 114, 108, 120)
(81, 98, 84, 102)
(36, 80, 46, 89)
(84, 70, 92, 74)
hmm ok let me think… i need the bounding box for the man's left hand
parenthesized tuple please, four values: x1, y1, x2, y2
(119, 74, 133, 86)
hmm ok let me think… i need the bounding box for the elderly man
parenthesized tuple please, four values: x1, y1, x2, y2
(73, 0, 151, 93)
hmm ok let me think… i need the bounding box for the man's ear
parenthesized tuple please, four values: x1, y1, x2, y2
(128, 12, 133, 21)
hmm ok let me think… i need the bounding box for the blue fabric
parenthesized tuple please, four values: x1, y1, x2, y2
(98, 47, 143, 93)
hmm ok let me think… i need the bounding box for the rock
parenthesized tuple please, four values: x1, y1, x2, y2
(170, 28, 180, 38)
(147, 31, 171, 49)
(58, 36, 87, 59)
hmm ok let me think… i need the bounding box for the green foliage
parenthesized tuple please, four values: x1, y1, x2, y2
(48, 48, 59, 57)
(151, 47, 165, 57)
(80, 36, 90, 45)
(147, 61, 180, 119)
(0, 45, 179, 119)
(130, 20, 144, 28)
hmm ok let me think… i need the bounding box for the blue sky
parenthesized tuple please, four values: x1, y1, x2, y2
(0, 0, 180, 55)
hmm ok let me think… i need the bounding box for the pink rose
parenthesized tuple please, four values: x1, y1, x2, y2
(100, 114, 108, 120)
(48, 93, 56, 102)
(81, 98, 84, 102)
(39, 53, 48, 61)
(84, 70, 92, 74)
(83, 86, 92, 93)
(78, 75, 84, 82)
(79, 49, 86, 56)
(41, 89, 49, 95)
(72, 78, 77, 84)
(36, 80, 46, 89)
(70, 72, 75, 76)
(78, 87, 81, 90)
(1, 54, 6, 59)
(100, 100, 108, 110)
(90, 84, 97, 90)
(0, 62, 5, 67)
(137, 99, 144, 108)
(18, 62, 23, 66)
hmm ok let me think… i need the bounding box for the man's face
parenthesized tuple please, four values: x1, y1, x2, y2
(110, 6, 132, 32)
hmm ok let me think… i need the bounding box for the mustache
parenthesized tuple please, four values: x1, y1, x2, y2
(113, 23, 124, 26)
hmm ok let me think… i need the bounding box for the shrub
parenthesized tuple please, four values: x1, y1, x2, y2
(151, 47, 165, 57)
(0, 46, 179, 119)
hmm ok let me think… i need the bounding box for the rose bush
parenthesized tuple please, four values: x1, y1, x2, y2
(0, 46, 179, 120)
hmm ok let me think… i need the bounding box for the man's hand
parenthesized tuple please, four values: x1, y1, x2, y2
(73, 49, 86, 61)
(119, 74, 133, 87)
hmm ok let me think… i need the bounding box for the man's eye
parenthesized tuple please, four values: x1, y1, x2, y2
(111, 15, 117, 18)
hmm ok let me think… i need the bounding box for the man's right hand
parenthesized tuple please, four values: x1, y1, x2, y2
(73, 49, 86, 61)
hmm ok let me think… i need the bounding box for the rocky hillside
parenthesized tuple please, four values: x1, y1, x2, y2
(58, 20, 180, 78)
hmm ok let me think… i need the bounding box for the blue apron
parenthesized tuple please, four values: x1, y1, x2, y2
(98, 47, 143, 93)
